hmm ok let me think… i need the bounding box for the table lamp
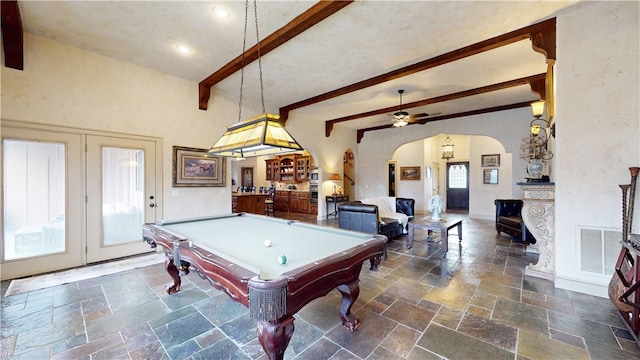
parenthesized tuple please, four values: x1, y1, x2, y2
(329, 173, 341, 195)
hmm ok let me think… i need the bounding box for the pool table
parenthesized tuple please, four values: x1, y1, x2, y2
(142, 213, 385, 360)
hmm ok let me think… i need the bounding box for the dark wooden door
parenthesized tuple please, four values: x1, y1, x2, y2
(446, 162, 469, 210)
(388, 162, 396, 197)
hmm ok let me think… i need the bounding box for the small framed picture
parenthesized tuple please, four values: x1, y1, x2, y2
(173, 146, 226, 187)
(481, 154, 500, 167)
(400, 166, 421, 180)
(483, 169, 499, 184)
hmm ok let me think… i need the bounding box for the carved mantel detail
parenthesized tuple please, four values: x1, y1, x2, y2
(520, 183, 555, 281)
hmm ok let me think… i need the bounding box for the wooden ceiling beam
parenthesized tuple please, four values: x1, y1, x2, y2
(1, 1, 24, 70)
(326, 73, 546, 137)
(198, 0, 353, 110)
(282, 17, 555, 124)
(356, 101, 533, 143)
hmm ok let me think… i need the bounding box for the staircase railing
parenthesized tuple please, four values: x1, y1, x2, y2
(343, 173, 355, 185)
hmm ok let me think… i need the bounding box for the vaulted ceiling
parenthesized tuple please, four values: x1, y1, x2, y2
(3, 1, 583, 142)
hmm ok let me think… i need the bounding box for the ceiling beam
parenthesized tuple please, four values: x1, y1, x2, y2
(281, 17, 555, 124)
(355, 101, 533, 143)
(326, 73, 546, 137)
(198, 0, 353, 110)
(1, 0, 23, 70)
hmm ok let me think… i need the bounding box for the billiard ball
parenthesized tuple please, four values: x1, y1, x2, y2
(278, 255, 287, 264)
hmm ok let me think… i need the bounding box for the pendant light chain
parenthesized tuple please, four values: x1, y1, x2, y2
(237, 0, 249, 123)
(238, 0, 266, 122)
(253, 0, 266, 114)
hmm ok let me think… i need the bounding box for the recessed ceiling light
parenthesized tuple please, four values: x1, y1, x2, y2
(212, 6, 230, 18)
(176, 45, 191, 55)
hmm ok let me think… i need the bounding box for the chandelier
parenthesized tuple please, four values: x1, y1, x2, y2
(441, 135, 455, 160)
(207, 0, 303, 158)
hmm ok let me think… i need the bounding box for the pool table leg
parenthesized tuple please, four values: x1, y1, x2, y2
(369, 255, 382, 271)
(257, 315, 295, 360)
(337, 280, 361, 331)
(164, 257, 182, 295)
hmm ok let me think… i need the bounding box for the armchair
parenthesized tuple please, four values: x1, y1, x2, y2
(494, 199, 534, 244)
(338, 201, 405, 259)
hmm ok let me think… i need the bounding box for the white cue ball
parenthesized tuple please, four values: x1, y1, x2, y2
(264, 239, 272, 247)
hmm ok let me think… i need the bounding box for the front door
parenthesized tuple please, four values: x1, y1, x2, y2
(86, 135, 158, 263)
(446, 162, 469, 211)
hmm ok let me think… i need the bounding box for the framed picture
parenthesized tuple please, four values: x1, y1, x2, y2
(400, 166, 421, 180)
(483, 169, 499, 184)
(172, 146, 226, 187)
(481, 154, 500, 167)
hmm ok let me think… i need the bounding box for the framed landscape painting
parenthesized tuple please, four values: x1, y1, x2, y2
(400, 166, 420, 180)
(481, 154, 500, 167)
(172, 146, 226, 187)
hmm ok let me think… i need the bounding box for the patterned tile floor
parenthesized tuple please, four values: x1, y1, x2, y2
(2, 213, 639, 359)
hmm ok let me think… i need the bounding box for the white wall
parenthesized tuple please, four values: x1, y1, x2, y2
(1, 34, 242, 221)
(469, 136, 512, 220)
(554, 1, 640, 296)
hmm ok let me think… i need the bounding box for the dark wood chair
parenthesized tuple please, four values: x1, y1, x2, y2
(265, 189, 275, 216)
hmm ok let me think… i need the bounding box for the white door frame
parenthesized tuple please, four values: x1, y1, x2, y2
(1, 120, 162, 280)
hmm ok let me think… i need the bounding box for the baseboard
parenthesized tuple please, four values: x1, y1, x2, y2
(555, 276, 608, 298)
(469, 212, 493, 221)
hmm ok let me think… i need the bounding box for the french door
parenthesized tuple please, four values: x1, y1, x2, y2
(1, 123, 160, 280)
(1, 127, 84, 279)
(86, 135, 157, 263)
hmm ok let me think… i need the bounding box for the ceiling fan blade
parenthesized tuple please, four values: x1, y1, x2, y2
(413, 112, 442, 120)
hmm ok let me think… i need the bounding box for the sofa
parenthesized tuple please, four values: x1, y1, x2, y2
(494, 199, 534, 244)
(360, 197, 415, 234)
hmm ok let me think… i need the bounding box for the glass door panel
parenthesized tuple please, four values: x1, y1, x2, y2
(102, 147, 144, 246)
(3, 140, 66, 259)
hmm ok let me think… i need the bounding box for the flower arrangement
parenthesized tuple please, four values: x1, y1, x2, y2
(428, 195, 444, 220)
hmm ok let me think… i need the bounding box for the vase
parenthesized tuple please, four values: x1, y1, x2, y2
(527, 158, 545, 179)
(431, 208, 441, 221)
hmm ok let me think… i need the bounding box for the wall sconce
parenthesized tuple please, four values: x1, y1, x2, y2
(441, 135, 455, 161)
(329, 173, 341, 195)
(529, 100, 555, 140)
(521, 100, 554, 181)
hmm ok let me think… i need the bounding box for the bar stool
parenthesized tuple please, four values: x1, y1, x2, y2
(265, 189, 275, 216)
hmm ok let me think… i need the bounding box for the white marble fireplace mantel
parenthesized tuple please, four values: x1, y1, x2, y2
(518, 182, 555, 281)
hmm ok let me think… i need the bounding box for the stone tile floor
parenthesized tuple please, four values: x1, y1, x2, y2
(2, 213, 639, 359)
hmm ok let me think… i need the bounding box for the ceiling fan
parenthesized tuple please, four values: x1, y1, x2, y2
(392, 89, 410, 127)
(369, 89, 442, 128)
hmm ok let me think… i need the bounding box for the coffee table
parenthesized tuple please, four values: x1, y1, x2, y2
(406, 217, 463, 257)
